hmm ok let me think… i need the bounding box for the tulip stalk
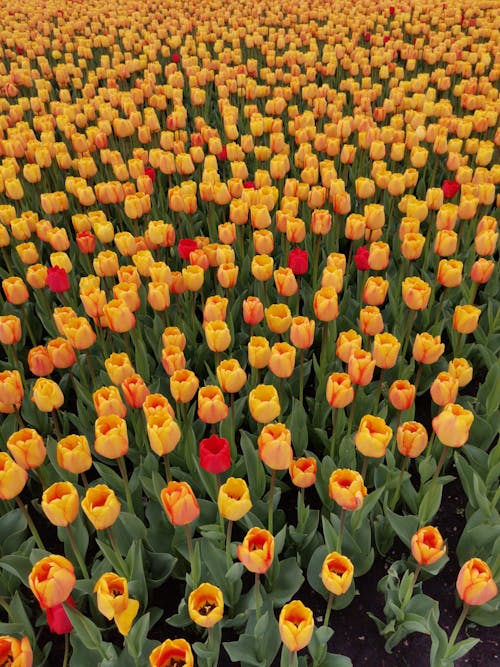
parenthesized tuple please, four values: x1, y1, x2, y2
(445, 604, 470, 658)
(372, 369, 385, 413)
(323, 592, 336, 627)
(330, 407, 339, 460)
(402, 564, 421, 608)
(184, 525, 194, 562)
(298, 349, 305, 406)
(65, 524, 89, 578)
(389, 456, 409, 510)
(268, 469, 277, 534)
(337, 508, 346, 551)
(62, 633, 69, 667)
(399, 310, 417, 363)
(346, 386, 358, 439)
(117, 456, 134, 514)
(225, 520, 233, 570)
(14, 496, 45, 550)
(254, 572, 261, 621)
(163, 453, 172, 483)
(431, 446, 448, 484)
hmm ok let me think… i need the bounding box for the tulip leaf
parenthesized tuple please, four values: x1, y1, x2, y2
(268, 557, 304, 607)
(240, 430, 266, 499)
(224, 634, 266, 667)
(0, 554, 33, 586)
(96, 539, 129, 578)
(444, 637, 480, 663)
(418, 485, 443, 526)
(306, 544, 329, 599)
(350, 486, 384, 532)
(64, 604, 107, 657)
(385, 509, 419, 548)
(287, 398, 309, 456)
(0, 509, 27, 556)
(125, 612, 150, 659)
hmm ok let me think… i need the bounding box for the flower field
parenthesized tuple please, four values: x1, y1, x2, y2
(0, 0, 499, 665)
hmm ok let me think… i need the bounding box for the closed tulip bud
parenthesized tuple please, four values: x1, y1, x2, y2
(475, 229, 498, 256)
(355, 414, 393, 458)
(82, 484, 121, 530)
(430, 372, 459, 406)
(453, 305, 481, 334)
(426, 188, 444, 211)
(197, 385, 228, 424)
(162, 327, 186, 351)
(2, 277, 29, 305)
(278, 600, 314, 653)
(411, 526, 446, 566)
(7, 428, 46, 469)
(94, 573, 139, 636)
(432, 403, 474, 448)
(243, 297, 264, 326)
(312, 286, 338, 322)
(437, 260, 463, 288)
(289, 457, 317, 488)
(161, 480, 200, 526)
(94, 415, 129, 459)
(274, 267, 298, 297)
(448, 358, 473, 388)
(248, 336, 271, 369)
(373, 333, 400, 369)
(263, 304, 292, 335)
(0, 369, 24, 412)
(147, 281, 170, 311)
(27, 346, 54, 377)
(413, 333, 445, 364)
(29, 555, 75, 609)
(103, 299, 135, 333)
(457, 558, 498, 606)
(42, 482, 79, 527)
(204, 320, 231, 353)
(46, 338, 76, 369)
(146, 410, 181, 456)
(335, 330, 361, 364)
(93, 386, 127, 419)
(251, 254, 274, 282)
(218, 477, 252, 521)
(0, 452, 28, 499)
(57, 435, 92, 474)
(26, 264, 48, 289)
(188, 583, 224, 629)
(216, 359, 247, 393)
(321, 552, 354, 595)
(434, 230, 458, 256)
(359, 306, 384, 336)
(388, 379, 416, 411)
(249, 384, 280, 423)
(326, 372, 355, 409)
(289, 317, 315, 350)
(31, 378, 64, 412)
(368, 242, 390, 271)
(238, 527, 274, 573)
(253, 230, 274, 255)
(470, 258, 495, 284)
(355, 177, 375, 199)
(458, 195, 478, 221)
(121, 374, 150, 409)
(258, 423, 293, 470)
(402, 276, 432, 311)
(345, 213, 366, 240)
(268, 342, 296, 379)
(348, 349, 376, 386)
(170, 370, 199, 403)
(203, 296, 228, 325)
(105, 353, 135, 386)
(401, 232, 426, 260)
(397, 421, 428, 457)
(362, 276, 389, 306)
(149, 638, 194, 667)
(161, 345, 185, 376)
(0, 636, 32, 667)
(329, 468, 367, 510)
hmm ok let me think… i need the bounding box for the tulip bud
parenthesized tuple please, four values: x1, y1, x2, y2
(328, 469, 367, 510)
(355, 415, 393, 458)
(237, 527, 274, 573)
(411, 526, 446, 566)
(457, 558, 498, 606)
(160, 481, 200, 526)
(321, 552, 354, 595)
(397, 421, 428, 457)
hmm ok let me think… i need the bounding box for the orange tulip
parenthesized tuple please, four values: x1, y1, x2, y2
(82, 484, 121, 530)
(396, 422, 428, 458)
(205, 320, 231, 352)
(149, 638, 193, 667)
(402, 277, 431, 311)
(321, 552, 354, 595)
(411, 526, 446, 566)
(326, 373, 354, 409)
(336, 330, 362, 363)
(161, 481, 200, 526)
(289, 457, 317, 488)
(243, 296, 264, 326)
(348, 349, 376, 386)
(412, 333, 445, 365)
(388, 380, 416, 411)
(146, 411, 181, 456)
(121, 374, 150, 409)
(258, 423, 293, 470)
(430, 372, 459, 406)
(218, 477, 252, 522)
(93, 386, 127, 419)
(0, 636, 32, 667)
(456, 558, 498, 606)
(355, 415, 393, 458)
(362, 276, 388, 306)
(278, 600, 314, 653)
(188, 583, 224, 628)
(313, 287, 339, 322)
(237, 527, 274, 573)
(216, 359, 247, 393)
(94, 415, 129, 459)
(328, 469, 367, 510)
(57, 435, 92, 474)
(7, 428, 46, 469)
(372, 333, 400, 369)
(432, 403, 474, 448)
(41, 482, 79, 527)
(31, 378, 64, 412)
(0, 315, 22, 345)
(448, 358, 473, 388)
(359, 306, 384, 336)
(265, 304, 292, 334)
(105, 353, 135, 386)
(46, 338, 76, 369)
(268, 342, 296, 379)
(28, 555, 75, 609)
(0, 452, 28, 500)
(170, 370, 199, 403)
(197, 385, 228, 424)
(452, 305, 481, 334)
(94, 573, 139, 636)
(248, 384, 280, 423)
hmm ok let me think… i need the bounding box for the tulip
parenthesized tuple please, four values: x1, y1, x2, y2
(411, 526, 446, 566)
(289, 457, 317, 488)
(203, 296, 228, 325)
(0, 452, 28, 500)
(457, 558, 498, 606)
(31, 378, 64, 412)
(388, 380, 416, 411)
(258, 423, 293, 471)
(121, 374, 150, 409)
(288, 248, 309, 275)
(204, 320, 231, 353)
(243, 297, 264, 326)
(278, 600, 314, 653)
(147, 411, 181, 457)
(251, 254, 274, 282)
(336, 330, 362, 363)
(2, 277, 30, 305)
(348, 349, 376, 386)
(0, 636, 33, 667)
(28, 555, 75, 609)
(321, 552, 354, 595)
(368, 242, 390, 271)
(93, 386, 127, 419)
(328, 469, 367, 510)
(197, 385, 228, 424)
(94, 573, 139, 636)
(453, 305, 481, 334)
(218, 477, 252, 522)
(188, 583, 224, 628)
(0, 315, 22, 345)
(355, 415, 393, 459)
(103, 299, 135, 333)
(372, 333, 400, 369)
(248, 384, 280, 423)
(160, 481, 200, 526)
(237, 527, 274, 573)
(216, 358, 247, 393)
(94, 415, 129, 459)
(7, 428, 46, 470)
(402, 277, 431, 311)
(41, 482, 79, 527)
(396, 422, 428, 458)
(448, 358, 473, 388)
(413, 333, 445, 365)
(268, 342, 296, 379)
(265, 304, 292, 334)
(326, 373, 354, 409)
(82, 484, 121, 530)
(199, 435, 231, 474)
(362, 276, 389, 306)
(359, 306, 384, 336)
(57, 435, 92, 475)
(437, 259, 463, 289)
(313, 287, 339, 322)
(149, 638, 194, 667)
(0, 370, 23, 412)
(430, 372, 459, 406)
(432, 404, 474, 448)
(46, 338, 76, 369)
(170, 370, 199, 403)
(470, 258, 494, 284)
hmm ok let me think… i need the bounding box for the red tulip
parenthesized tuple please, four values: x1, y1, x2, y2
(178, 239, 198, 260)
(288, 248, 308, 275)
(46, 267, 69, 293)
(442, 180, 460, 199)
(199, 434, 231, 474)
(354, 246, 370, 271)
(45, 597, 76, 634)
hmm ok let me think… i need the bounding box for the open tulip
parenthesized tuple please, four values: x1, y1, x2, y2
(0, 635, 33, 667)
(82, 484, 121, 530)
(149, 638, 194, 667)
(41, 482, 79, 527)
(237, 527, 274, 573)
(456, 558, 498, 606)
(188, 583, 224, 628)
(321, 552, 354, 595)
(218, 477, 252, 521)
(289, 457, 317, 488)
(355, 415, 393, 458)
(248, 384, 280, 423)
(94, 573, 140, 636)
(328, 469, 367, 510)
(278, 600, 314, 653)
(0, 452, 28, 500)
(29, 555, 75, 609)
(411, 526, 446, 566)
(432, 403, 474, 448)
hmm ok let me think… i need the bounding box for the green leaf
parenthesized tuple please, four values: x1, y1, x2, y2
(477, 361, 500, 417)
(445, 637, 480, 662)
(0, 554, 32, 586)
(64, 604, 107, 658)
(96, 539, 130, 578)
(287, 398, 309, 456)
(385, 509, 419, 548)
(125, 613, 150, 659)
(268, 557, 304, 606)
(418, 485, 443, 526)
(350, 487, 384, 532)
(224, 635, 263, 667)
(240, 431, 266, 499)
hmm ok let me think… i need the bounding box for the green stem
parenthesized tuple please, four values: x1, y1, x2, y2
(346, 386, 358, 439)
(446, 604, 470, 655)
(372, 369, 385, 413)
(337, 508, 346, 551)
(430, 446, 448, 484)
(225, 520, 233, 570)
(52, 410, 63, 440)
(15, 496, 44, 549)
(65, 524, 89, 578)
(403, 564, 421, 608)
(361, 456, 369, 482)
(62, 632, 69, 667)
(425, 432, 436, 459)
(268, 469, 277, 534)
(163, 454, 172, 483)
(323, 592, 335, 627)
(185, 524, 194, 563)
(117, 457, 134, 514)
(330, 408, 339, 460)
(389, 456, 409, 510)
(298, 349, 304, 405)
(254, 572, 261, 621)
